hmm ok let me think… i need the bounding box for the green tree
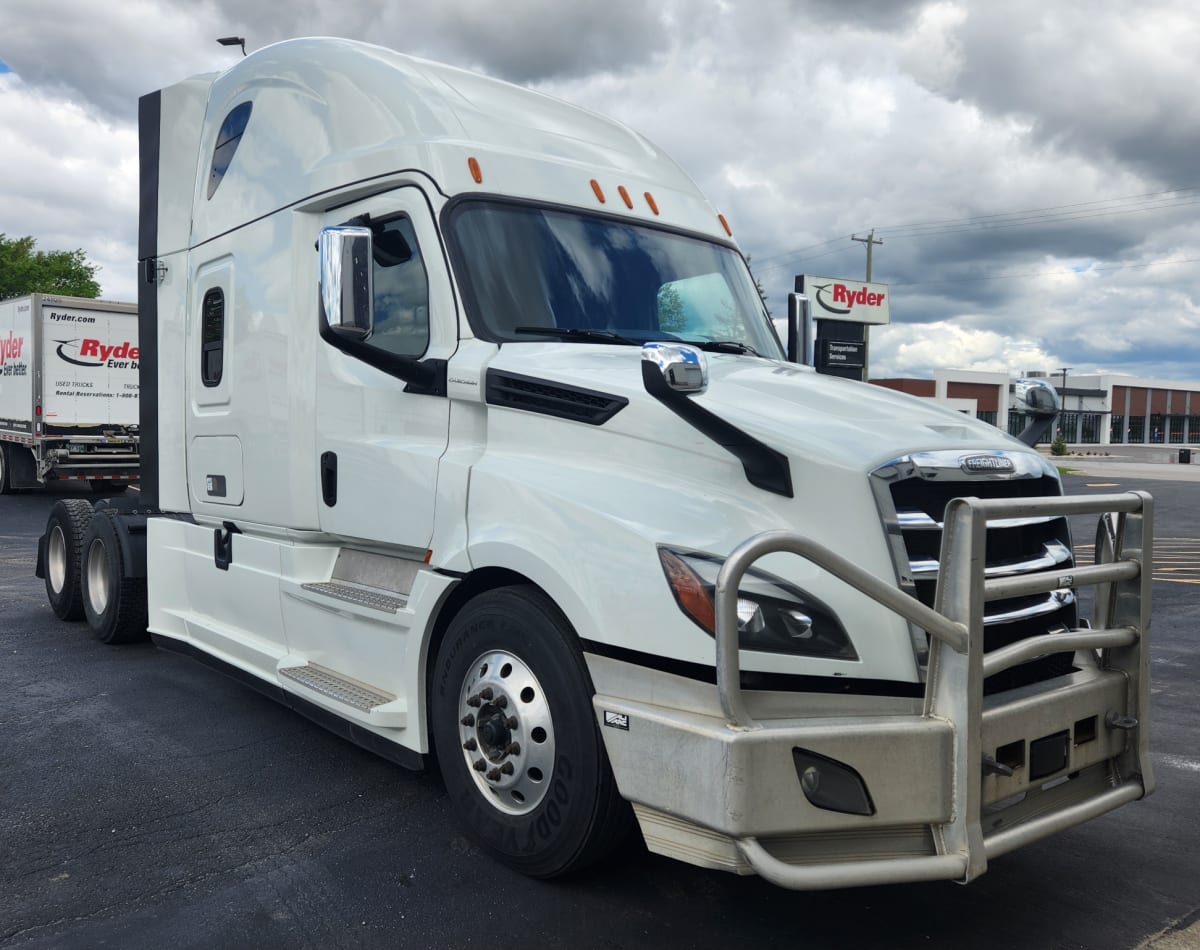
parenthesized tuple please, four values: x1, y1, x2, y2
(657, 283, 687, 333)
(0, 234, 101, 299)
(745, 255, 770, 316)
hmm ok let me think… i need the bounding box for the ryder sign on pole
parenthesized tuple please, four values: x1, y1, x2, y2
(800, 275, 891, 325)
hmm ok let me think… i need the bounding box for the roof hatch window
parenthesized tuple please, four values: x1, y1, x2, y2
(207, 101, 253, 199)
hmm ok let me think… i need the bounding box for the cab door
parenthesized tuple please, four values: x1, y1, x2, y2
(315, 186, 457, 551)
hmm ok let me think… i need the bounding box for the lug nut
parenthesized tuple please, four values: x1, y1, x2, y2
(500, 762, 514, 776)
(486, 768, 502, 781)
(506, 716, 518, 729)
(495, 695, 508, 709)
(479, 687, 494, 701)
(467, 695, 482, 708)
(460, 714, 475, 727)
(505, 742, 521, 756)
(473, 759, 486, 772)
(463, 738, 478, 752)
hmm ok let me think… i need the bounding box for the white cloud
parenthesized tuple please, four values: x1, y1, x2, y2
(0, 74, 139, 299)
(0, 0, 1196, 381)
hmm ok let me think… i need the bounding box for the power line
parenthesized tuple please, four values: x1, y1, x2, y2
(874, 187, 1200, 236)
(744, 186, 1200, 274)
(877, 194, 1200, 240)
(892, 256, 1200, 289)
(752, 243, 853, 275)
(748, 234, 852, 267)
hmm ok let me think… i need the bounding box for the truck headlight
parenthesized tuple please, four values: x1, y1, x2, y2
(658, 547, 857, 660)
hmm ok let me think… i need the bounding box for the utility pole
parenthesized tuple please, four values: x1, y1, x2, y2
(1057, 367, 1072, 442)
(852, 229, 883, 281)
(849, 229, 883, 382)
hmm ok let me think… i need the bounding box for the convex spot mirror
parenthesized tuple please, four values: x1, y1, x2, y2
(642, 342, 708, 394)
(319, 225, 373, 339)
(1013, 377, 1061, 418)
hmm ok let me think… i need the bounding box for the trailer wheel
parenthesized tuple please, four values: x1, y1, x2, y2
(81, 508, 148, 644)
(44, 498, 95, 620)
(431, 586, 631, 878)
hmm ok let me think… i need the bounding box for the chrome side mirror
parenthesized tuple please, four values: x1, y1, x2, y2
(642, 342, 708, 394)
(1012, 377, 1060, 417)
(318, 225, 373, 339)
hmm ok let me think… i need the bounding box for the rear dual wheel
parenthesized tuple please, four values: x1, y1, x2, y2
(81, 508, 148, 644)
(45, 499, 95, 620)
(431, 586, 632, 878)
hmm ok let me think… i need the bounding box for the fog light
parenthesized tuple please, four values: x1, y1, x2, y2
(792, 748, 875, 816)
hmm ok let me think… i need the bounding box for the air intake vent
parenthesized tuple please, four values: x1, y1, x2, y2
(485, 370, 628, 425)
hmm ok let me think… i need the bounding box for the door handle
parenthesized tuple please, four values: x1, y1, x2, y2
(321, 451, 337, 507)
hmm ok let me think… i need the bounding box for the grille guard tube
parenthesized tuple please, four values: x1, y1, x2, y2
(713, 490, 1153, 887)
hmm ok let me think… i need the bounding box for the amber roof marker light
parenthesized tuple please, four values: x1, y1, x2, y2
(468, 157, 483, 184)
(718, 214, 732, 236)
(590, 179, 607, 203)
(644, 192, 659, 215)
(618, 185, 634, 209)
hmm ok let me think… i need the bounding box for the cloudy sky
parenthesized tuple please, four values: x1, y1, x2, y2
(2, 0, 1197, 379)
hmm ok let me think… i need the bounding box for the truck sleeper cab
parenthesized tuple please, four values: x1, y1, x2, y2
(38, 37, 1153, 889)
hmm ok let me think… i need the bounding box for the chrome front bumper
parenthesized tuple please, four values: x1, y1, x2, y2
(595, 492, 1153, 889)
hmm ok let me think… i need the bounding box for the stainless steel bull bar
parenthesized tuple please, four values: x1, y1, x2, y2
(714, 491, 1153, 888)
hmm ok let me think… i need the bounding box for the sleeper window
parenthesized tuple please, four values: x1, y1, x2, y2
(207, 102, 253, 200)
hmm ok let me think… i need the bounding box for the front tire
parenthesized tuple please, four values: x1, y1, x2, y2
(81, 508, 148, 644)
(0, 443, 10, 494)
(44, 498, 95, 620)
(431, 586, 631, 878)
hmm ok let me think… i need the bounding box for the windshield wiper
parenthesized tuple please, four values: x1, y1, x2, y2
(680, 339, 762, 357)
(513, 327, 640, 345)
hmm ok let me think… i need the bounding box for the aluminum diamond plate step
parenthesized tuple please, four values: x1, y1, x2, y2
(279, 664, 394, 712)
(300, 580, 407, 613)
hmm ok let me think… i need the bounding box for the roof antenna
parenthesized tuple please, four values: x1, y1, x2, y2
(217, 36, 247, 57)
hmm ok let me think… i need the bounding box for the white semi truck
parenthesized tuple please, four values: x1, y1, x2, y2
(37, 38, 1153, 888)
(0, 294, 139, 492)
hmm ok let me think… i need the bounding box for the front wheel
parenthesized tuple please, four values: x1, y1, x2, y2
(431, 586, 631, 878)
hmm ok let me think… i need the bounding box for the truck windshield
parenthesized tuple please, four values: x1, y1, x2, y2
(446, 201, 784, 358)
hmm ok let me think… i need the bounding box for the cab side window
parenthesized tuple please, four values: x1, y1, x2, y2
(369, 216, 429, 358)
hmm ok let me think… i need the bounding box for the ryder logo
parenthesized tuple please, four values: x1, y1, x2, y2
(0, 330, 25, 365)
(56, 338, 140, 368)
(812, 282, 887, 316)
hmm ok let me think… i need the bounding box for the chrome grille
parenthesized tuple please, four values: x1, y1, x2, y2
(872, 451, 1077, 694)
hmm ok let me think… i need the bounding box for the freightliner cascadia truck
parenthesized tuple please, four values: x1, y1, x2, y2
(0, 294, 139, 492)
(36, 38, 1154, 889)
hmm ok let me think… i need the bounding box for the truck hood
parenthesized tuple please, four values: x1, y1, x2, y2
(489, 344, 1033, 473)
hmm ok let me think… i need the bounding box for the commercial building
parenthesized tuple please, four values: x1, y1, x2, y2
(871, 369, 1200, 447)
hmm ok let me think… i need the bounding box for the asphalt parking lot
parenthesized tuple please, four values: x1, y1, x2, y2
(2, 467, 1198, 950)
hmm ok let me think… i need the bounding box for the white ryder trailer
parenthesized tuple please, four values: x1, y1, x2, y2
(0, 294, 139, 492)
(38, 38, 1152, 889)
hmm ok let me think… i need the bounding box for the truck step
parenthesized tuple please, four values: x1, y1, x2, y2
(279, 663, 395, 712)
(300, 580, 407, 613)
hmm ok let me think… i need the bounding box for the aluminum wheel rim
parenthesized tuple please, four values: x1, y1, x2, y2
(85, 538, 111, 616)
(456, 649, 555, 816)
(48, 525, 68, 594)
